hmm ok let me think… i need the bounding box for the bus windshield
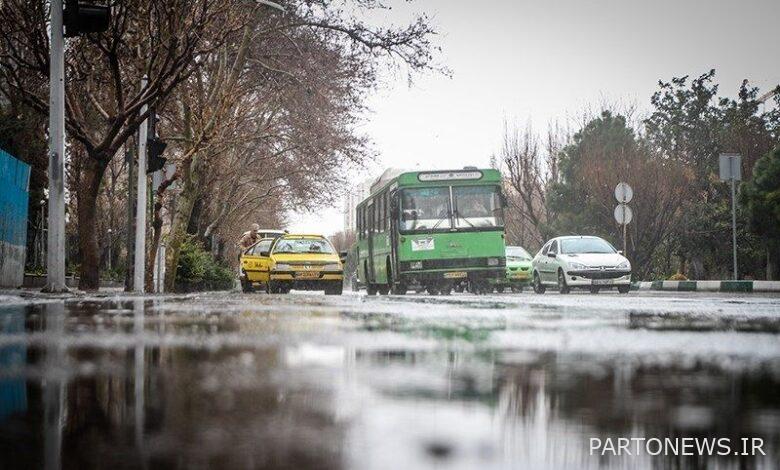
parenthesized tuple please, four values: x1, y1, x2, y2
(400, 187, 451, 231)
(452, 185, 504, 229)
(399, 185, 503, 232)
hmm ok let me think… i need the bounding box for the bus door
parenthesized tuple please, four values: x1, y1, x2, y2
(389, 191, 400, 277)
(367, 202, 376, 283)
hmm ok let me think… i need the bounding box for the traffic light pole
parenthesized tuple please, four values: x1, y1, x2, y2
(133, 76, 149, 293)
(44, 0, 67, 292)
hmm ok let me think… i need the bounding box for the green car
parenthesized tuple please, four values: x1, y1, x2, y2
(495, 245, 533, 293)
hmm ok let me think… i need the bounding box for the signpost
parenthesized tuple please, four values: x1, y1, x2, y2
(719, 153, 742, 280)
(614, 182, 633, 255)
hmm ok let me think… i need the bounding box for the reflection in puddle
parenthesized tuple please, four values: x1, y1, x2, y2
(0, 297, 778, 469)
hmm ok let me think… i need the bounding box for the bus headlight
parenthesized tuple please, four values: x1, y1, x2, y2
(487, 258, 500, 266)
(410, 261, 423, 270)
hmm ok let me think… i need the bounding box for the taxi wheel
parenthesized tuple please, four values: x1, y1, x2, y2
(590, 286, 600, 294)
(241, 279, 254, 293)
(496, 286, 505, 293)
(440, 285, 452, 295)
(325, 283, 343, 295)
(618, 285, 631, 294)
(426, 285, 440, 295)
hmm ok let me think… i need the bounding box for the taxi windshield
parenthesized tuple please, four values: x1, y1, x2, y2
(272, 238, 334, 254)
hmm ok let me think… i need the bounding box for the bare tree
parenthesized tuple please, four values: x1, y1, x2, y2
(499, 120, 562, 250)
(0, 0, 239, 289)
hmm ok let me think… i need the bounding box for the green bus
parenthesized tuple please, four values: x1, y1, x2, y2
(355, 168, 507, 295)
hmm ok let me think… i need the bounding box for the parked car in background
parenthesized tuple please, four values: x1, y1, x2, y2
(531, 236, 631, 294)
(493, 245, 533, 292)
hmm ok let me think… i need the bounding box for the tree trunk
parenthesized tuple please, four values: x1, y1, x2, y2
(164, 152, 204, 292)
(768, 241, 779, 281)
(76, 157, 109, 291)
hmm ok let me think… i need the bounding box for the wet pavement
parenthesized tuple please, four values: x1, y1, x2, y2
(1, 290, 779, 469)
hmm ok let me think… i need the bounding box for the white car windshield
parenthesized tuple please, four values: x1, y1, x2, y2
(273, 238, 334, 254)
(560, 238, 615, 254)
(506, 246, 531, 260)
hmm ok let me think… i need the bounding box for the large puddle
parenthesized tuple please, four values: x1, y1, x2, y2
(1, 293, 779, 469)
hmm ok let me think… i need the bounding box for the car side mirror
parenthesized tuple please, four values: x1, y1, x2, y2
(547, 252, 556, 258)
(617, 250, 623, 255)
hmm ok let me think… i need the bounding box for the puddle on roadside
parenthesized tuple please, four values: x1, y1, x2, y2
(0, 298, 778, 469)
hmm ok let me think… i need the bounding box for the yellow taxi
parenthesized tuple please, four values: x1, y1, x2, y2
(240, 234, 343, 295)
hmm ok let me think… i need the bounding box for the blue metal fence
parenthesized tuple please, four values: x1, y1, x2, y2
(0, 148, 31, 287)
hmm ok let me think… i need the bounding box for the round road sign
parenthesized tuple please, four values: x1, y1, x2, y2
(614, 182, 633, 204)
(614, 204, 633, 225)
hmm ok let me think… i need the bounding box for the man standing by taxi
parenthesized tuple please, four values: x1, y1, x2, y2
(238, 223, 261, 252)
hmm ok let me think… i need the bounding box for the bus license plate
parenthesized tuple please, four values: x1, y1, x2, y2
(444, 271, 467, 279)
(593, 279, 613, 285)
(295, 271, 320, 279)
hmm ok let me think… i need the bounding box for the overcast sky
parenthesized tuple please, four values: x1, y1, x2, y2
(288, 0, 780, 235)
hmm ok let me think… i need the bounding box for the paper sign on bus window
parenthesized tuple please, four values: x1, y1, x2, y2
(411, 237, 435, 251)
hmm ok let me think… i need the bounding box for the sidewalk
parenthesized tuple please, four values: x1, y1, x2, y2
(632, 280, 780, 293)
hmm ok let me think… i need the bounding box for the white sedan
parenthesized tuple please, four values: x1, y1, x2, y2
(531, 236, 631, 294)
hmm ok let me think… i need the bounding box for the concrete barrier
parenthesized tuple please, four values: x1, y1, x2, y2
(632, 280, 780, 293)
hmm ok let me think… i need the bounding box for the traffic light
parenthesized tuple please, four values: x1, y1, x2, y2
(146, 137, 168, 174)
(64, 0, 111, 37)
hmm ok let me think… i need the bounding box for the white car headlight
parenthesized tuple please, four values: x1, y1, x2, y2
(273, 263, 292, 271)
(618, 260, 631, 269)
(323, 263, 341, 271)
(568, 262, 587, 270)
(410, 261, 423, 270)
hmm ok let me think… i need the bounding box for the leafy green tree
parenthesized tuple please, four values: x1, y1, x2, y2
(644, 71, 779, 279)
(740, 147, 780, 279)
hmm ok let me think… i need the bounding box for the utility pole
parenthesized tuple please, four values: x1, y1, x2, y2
(125, 145, 135, 291)
(44, 0, 67, 292)
(133, 77, 149, 293)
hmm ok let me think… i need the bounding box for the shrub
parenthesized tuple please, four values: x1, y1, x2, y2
(175, 237, 234, 292)
(668, 272, 688, 281)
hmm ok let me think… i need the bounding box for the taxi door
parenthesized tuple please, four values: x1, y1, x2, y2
(241, 239, 273, 283)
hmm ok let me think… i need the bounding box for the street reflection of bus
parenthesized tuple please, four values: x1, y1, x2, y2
(355, 168, 507, 295)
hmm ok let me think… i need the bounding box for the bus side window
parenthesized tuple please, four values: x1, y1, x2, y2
(358, 207, 364, 240)
(379, 194, 385, 233)
(383, 192, 388, 231)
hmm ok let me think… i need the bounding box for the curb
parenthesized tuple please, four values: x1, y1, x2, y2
(631, 280, 780, 293)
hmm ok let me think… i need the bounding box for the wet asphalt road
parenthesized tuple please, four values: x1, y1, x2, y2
(1, 289, 779, 470)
